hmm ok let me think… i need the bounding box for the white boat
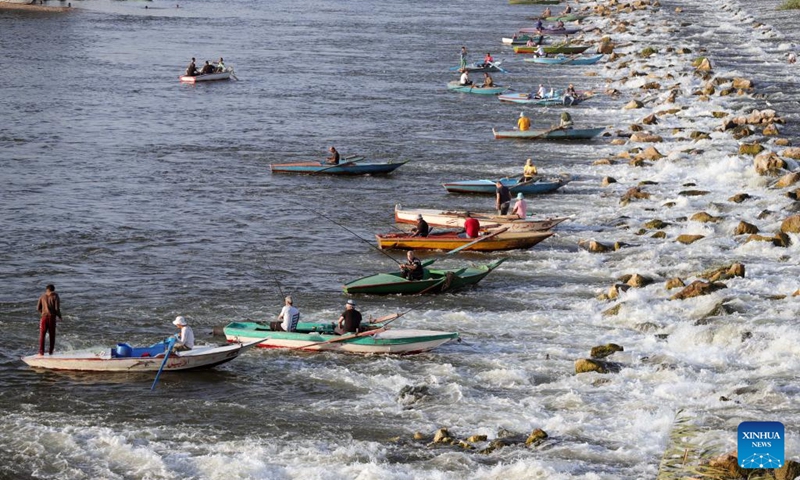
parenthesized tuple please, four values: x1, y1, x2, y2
(21, 339, 262, 372)
(394, 204, 569, 231)
(179, 70, 232, 83)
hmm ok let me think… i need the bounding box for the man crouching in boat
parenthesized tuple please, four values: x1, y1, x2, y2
(399, 251, 424, 280)
(185, 57, 198, 77)
(172, 316, 195, 351)
(272, 296, 300, 332)
(336, 299, 362, 335)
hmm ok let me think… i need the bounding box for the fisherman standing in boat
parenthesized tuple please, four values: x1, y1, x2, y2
(399, 251, 424, 280)
(410, 214, 429, 237)
(522, 158, 538, 182)
(512, 193, 527, 219)
(36, 284, 62, 356)
(495, 181, 512, 215)
(273, 296, 300, 332)
(336, 299, 362, 334)
(185, 57, 198, 77)
(172, 316, 194, 351)
(326, 146, 340, 165)
(459, 46, 468, 70)
(517, 111, 531, 131)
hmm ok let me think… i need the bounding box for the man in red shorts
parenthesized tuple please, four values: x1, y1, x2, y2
(36, 284, 62, 355)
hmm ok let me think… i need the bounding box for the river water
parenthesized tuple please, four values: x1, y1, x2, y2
(1, 0, 799, 478)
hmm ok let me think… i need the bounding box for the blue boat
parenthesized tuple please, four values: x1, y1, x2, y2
(449, 61, 508, 73)
(524, 54, 604, 65)
(442, 175, 570, 195)
(270, 160, 408, 175)
(492, 127, 605, 140)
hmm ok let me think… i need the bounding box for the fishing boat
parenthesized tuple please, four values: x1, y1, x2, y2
(270, 159, 407, 175)
(518, 27, 582, 36)
(442, 175, 570, 195)
(343, 259, 506, 295)
(450, 61, 507, 73)
(447, 81, 508, 95)
(525, 54, 604, 65)
(223, 319, 458, 354)
(20, 339, 262, 372)
(376, 230, 553, 252)
(498, 91, 591, 106)
(492, 126, 604, 140)
(534, 14, 590, 22)
(502, 35, 544, 46)
(509, 0, 560, 4)
(394, 205, 569, 231)
(513, 45, 590, 55)
(179, 71, 232, 83)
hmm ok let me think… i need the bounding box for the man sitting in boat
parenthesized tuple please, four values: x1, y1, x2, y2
(542, 7, 551, 18)
(517, 111, 531, 131)
(522, 158, 538, 182)
(482, 52, 494, 68)
(562, 3, 572, 14)
(272, 296, 300, 332)
(215, 57, 226, 73)
(512, 193, 527, 219)
(459, 69, 472, 86)
(483, 73, 494, 88)
(399, 251, 424, 280)
(199, 61, 215, 75)
(410, 214, 430, 237)
(534, 45, 546, 58)
(172, 316, 195, 351)
(326, 146, 340, 165)
(563, 83, 578, 106)
(534, 84, 547, 98)
(463, 214, 480, 239)
(336, 299, 362, 335)
(556, 20, 565, 29)
(560, 112, 574, 129)
(185, 57, 198, 77)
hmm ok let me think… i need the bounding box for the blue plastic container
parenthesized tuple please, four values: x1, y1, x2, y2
(115, 343, 133, 358)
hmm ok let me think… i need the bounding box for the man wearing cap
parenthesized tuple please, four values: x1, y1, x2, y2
(410, 214, 429, 237)
(512, 192, 528, 219)
(172, 316, 195, 351)
(273, 296, 300, 332)
(495, 181, 512, 215)
(517, 111, 530, 131)
(336, 299, 363, 335)
(399, 251, 424, 281)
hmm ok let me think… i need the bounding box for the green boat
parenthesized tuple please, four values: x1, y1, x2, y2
(223, 320, 459, 354)
(509, 0, 560, 4)
(343, 258, 507, 295)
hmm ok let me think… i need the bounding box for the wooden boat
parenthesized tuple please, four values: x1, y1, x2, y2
(376, 230, 553, 252)
(502, 35, 544, 46)
(518, 27, 581, 36)
(442, 175, 570, 195)
(223, 320, 458, 354)
(525, 54, 604, 65)
(509, 0, 560, 4)
(394, 205, 569, 231)
(513, 45, 590, 55)
(20, 339, 262, 372)
(343, 259, 506, 295)
(179, 72, 232, 83)
(270, 159, 407, 175)
(450, 61, 507, 73)
(447, 81, 508, 95)
(492, 126, 604, 140)
(536, 14, 589, 22)
(498, 91, 590, 106)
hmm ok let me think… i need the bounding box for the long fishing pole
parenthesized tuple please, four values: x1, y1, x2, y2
(262, 258, 287, 299)
(309, 208, 404, 266)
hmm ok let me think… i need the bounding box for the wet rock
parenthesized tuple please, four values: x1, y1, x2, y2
(623, 99, 644, 110)
(610, 139, 626, 146)
(694, 57, 712, 71)
(651, 231, 666, 238)
(478, 439, 508, 454)
(413, 431, 429, 441)
(690, 131, 711, 140)
(698, 263, 745, 280)
(711, 111, 727, 118)
(433, 428, 451, 444)
(781, 214, 800, 233)
(466, 434, 487, 443)
(590, 343, 624, 359)
(731, 125, 753, 139)
(398, 385, 430, 405)
(608, 283, 630, 299)
(781, 147, 800, 159)
(626, 273, 653, 288)
(706, 452, 748, 479)
(775, 171, 800, 188)
(734, 221, 759, 235)
(774, 138, 791, 146)
(635, 322, 660, 332)
(665, 277, 685, 290)
(670, 280, 727, 300)
(690, 211, 721, 222)
(525, 429, 548, 447)
(637, 145, 664, 160)
(629, 124, 644, 132)
(579, 240, 611, 253)
(457, 440, 474, 450)
(679, 190, 710, 197)
(641, 81, 661, 90)
(754, 151, 787, 175)
(621, 187, 650, 205)
(644, 219, 669, 229)
(676, 234, 704, 245)
(738, 142, 763, 155)
(598, 42, 615, 54)
(602, 303, 621, 317)
(757, 209, 773, 220)
(728, 193, 751, 203)
(763, 123, 780, 136)
(732, 77, 753, 90)
(575, 358, 610, 374)
(593, 158, 614, 165)
(601, 176, 617, 186)
(745, 234, 775, 244)
(775, 460, 800, 480)
(774, 232, 792, 247)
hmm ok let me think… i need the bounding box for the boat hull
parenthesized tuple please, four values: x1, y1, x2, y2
(343, 259, 506, 295)
(270, 161, 406, 175)
(497, 92, 576, 106)
(376, 231, 553, 252)
(518, 27, 581, 35)
(442, 176, 569, 195)
(20, 341, 261, 372)
(224, 322, 458, 354)
(524, 54, 604, 65)
(513, 45, 590, 55)
(447, 81, 507, 95)
(492, 127, 604, 140)
(179, 72, 232, 83)
(394, 206, 569, 231)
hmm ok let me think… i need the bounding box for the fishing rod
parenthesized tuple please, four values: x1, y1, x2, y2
(262, 256, 288, 299)
(308, 208, 404, 266)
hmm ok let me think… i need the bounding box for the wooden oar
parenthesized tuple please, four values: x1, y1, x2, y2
(312, 155, 368, 174)
(441, 226, 510, 255)
(150, 337, 176, 391)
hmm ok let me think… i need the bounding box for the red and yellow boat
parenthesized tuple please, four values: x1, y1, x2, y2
(375, 230, 553, 252)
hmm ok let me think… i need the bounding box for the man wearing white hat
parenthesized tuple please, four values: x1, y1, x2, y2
(336, 299, 362, 335)
(512, 192, 528, 219)
(273, 296, 300, 332)
(517, 111, 530, 131)
(172, 316, 195, 351)
(410, 214, 429, 237)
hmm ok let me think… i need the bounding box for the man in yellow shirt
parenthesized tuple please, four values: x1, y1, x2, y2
(522, 158, 538, 182)
(517, 112, 531, 131)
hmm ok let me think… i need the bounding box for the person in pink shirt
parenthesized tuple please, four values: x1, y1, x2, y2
(511, 192, 527, 219)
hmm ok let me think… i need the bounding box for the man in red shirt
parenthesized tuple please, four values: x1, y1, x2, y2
(36, 284, 62, 355)
(464, 214, 480, 238)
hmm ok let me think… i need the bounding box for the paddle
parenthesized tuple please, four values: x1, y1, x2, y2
(313, 156, 370, 174)
(528, 125, 566, 140)
(488, 61, 508, 74)
(443, 226, 510, 255)
(150, 337, 176, 391)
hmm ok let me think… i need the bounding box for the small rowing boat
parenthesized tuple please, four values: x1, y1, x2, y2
(179, 71, 232, 83)
(513, 45, 591, 55)
(270, 159, 407, 175)
(343, 259, 506, 295)
(518, 27, 581, 36)
(502, 35, 544, 46)
(442, 175, 570, 195)
(534, 14, 590, 22)
(498, 91, 591, 106)
(223, 320, 458, 354)
(394, 205, 569, 231)
(509, 0, 560, 4)
(376, 230, 553, 252)
(450, 61, 507, 73)
(492, 126, 604, 140)
(21, 339, 261, 372)
(524, 54, 604, 65)
(447, 81, 508, 95)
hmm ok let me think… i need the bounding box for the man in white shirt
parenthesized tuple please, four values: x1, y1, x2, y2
(274, 296, 300, 332)
(459, 70, 472, 86)
(172, 316, 195, 351)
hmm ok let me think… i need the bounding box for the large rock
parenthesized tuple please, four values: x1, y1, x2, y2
(734, 221, 759, 235)
(590, 343, 624, 359)
(732, 77, 753, 90)
(763, 123, 780, 136)
(525, 429, 548, 447)
(630, 132, 664, 143)
(433, 428, 451, 444)
(623, 99, 644, 110)
(781, 214, 800, 233)
(621, 187, 650, 205)
(754, 151, 787, 175)
(694, 57, 713, 71)
(575, 359, 610, 374)
(690, 212, 721, 223)
(707, 453, 747, 479)
(580, 240, 611, 253)
(729, 193, 751, 203)
(598, 42, 615, 54)
(775, 171, 800, 188)
(731, 126, 753, 139)
(781, 147, 800, 159)
(601, 176, 617, 186)
(665, 277, 685, 290)
(626, 273, 653, 288)
(637, 146, 664, 160)
(738, 142, 763, 155)
(670, 280, 727, 300)
(644, 219, 669, 229)
(642, 113, 658, 125)
(676, 234, 704, 244)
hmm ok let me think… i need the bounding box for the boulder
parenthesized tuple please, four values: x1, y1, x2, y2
(642, 113, 658, 125)
(641, 81, 661, 90)
(630, 132, 663, 143)
(745, 234, 775, 244)
(781, 214, 800, 233)
(637, 146, 664, 160)
(676, 234, 704, 244)
(763, 123, 780, 136)
(665, 277, 685, 290)
(593, 158, 614, 165)
(575, 358, 610, 374)
(775, 171, 800, 188)
(734, 221, 759, 235)
(623, 99, 644, 110)
(775, 460, 800, 480)
(466, 434, 487, 443)
(707, 453, 747, 479)
(433, 428, 451, 444)
(728, 193, 751, 203)
(651, 231, 666, 238)
(690, 131, 711, 140)
(754, 151, 787, 175)
(610, 138, 626, 146)
(590, 343, 624, 359)
(774, 138, 791, 146)
(620, 187, 650, 205)
(598, 42, 615, 54)
(644, 219, 669, 229)
(608, 283, 630, 299)
(679, 190, 710, 196)
(773, 232, 792, 248)
(525, 429, 548, 447)
(781, 147, 800, 159)
(580, 240, 611, 253)
(602, 303, 621, 316)
(728, 263, 745, 278)
(670, 280, 727, 300)
(690, 212, 721, 223)
(694, 57, 713, 71)
(731, 125, 753, 139)
(711, 111, 727, 118)
(630, 124, 644, 132)
(601, 176, 617, 186)
(738, 142, 763, 155)
(626, 273, 652, 288)
(731, 77, 753, 90)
